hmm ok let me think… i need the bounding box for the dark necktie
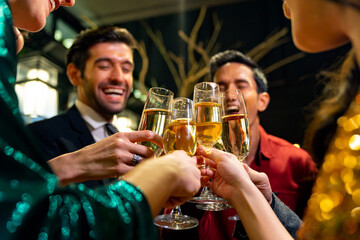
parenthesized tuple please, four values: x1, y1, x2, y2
(105, 123, 119, 135)
(103, 123, 119, 185)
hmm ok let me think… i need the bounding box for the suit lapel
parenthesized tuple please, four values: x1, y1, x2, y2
(66, 105, 96, 147)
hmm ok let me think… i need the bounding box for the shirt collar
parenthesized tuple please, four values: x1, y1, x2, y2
(75, 100, 116, 130)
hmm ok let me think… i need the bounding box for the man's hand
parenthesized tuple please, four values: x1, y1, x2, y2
(49, 130, 163, 186)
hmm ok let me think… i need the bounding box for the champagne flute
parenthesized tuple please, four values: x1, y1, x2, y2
(221, 89, 251, 220)
(138, 87, 173, 156)
(188, 82, 230, 211)
(153, 97, 199, 230)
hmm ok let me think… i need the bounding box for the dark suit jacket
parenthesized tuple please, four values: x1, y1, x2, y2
(26, 105, 105, 188)
(27, 105, 95, 160)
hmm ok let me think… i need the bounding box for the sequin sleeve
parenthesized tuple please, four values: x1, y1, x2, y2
(11, 181, 157, 240)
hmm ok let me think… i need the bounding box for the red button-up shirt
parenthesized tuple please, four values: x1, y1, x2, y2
(161, 126, 317, 240)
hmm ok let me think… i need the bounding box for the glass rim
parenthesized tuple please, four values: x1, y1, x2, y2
(221, 89, 245, 96)
(172, 97, 193, 103)
(149, 87, 174, 97)
(221, 89, 247, 115)
(194, 82, 219, 91)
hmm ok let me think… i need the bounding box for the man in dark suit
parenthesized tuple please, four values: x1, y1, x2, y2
(27, 26, 161, 187)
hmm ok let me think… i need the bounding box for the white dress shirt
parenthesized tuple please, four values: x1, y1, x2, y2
(75, 100, 116, 142)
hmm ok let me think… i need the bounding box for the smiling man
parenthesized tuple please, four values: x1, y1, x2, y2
(26, 26, 158, 188)
(162, 50, 318, 240)
(202, 50, 317, 239)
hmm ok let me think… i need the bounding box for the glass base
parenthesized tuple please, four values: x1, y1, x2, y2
(196, 202, 232, 211)
(153, 214, 199, 230)
(188, 195, 228, 204)
(188, 186, 228, 205)
(228, 214, 240, 221)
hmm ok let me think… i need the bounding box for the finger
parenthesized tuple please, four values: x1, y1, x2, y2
(195, 155, 205, 169)
(129, 143, 155, 159)
(242, 163, 251, 175)
(195, 154, 216, 169)
(196, 146, 235, 164)
(245, 165, 260, 182)
(123, 130, 163, 148)
(205, 158, 216, 169)
(201, 176, 211, 186)
(112, 137, 154, 159)
(200, 168, 215, 178)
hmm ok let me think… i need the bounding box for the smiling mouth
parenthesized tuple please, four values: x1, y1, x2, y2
(226, 105, 240, 114)
(103, 88, 125, 96)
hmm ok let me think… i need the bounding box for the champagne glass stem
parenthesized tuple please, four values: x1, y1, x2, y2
(170, 206, 183, 221)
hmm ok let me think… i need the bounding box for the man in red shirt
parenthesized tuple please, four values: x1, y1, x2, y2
(160, 50, 317, 240)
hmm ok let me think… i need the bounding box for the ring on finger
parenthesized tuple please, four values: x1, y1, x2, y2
(131, 154, 143, 166)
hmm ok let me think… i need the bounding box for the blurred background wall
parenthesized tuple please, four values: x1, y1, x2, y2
(17, 0, 351, 146)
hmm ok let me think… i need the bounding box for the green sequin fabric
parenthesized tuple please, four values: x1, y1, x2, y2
(0, 1, 156, 239)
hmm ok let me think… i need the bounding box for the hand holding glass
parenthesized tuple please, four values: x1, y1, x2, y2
(221, 89, 251, 220)
(188, 82, 229, 211)
(221, 89, 250, 161)
(153, 97, 199, 230)
(138, 87, 173, 156)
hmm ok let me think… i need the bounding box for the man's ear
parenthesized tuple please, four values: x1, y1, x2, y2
(257, 92, 270, 112)
(67, 63, 82, 86)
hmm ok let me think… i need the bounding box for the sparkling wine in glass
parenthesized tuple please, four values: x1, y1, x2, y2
(221, 89, 251, 220)
(154, 97, 199, 230)
(188, 82, 230, 211)
(138, 87, 173, 156)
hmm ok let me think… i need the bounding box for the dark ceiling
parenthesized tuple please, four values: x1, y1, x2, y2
(65, 0, 247, 27)
(21, 0, 352, 146)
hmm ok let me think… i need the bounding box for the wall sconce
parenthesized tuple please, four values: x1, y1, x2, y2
(15, 54, 60, 123)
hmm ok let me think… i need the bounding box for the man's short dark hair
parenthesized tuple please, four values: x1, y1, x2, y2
(209, 50, 268, 93)
(66, 26, 136, 77)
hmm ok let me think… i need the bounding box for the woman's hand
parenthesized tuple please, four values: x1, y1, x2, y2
(122, 150, 201, 216)
(197, 146, 272, 205)
(197, 146, 247, 202)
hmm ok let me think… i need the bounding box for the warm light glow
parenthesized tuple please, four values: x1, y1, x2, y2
(349, 134, 360, 151)
(27, 69, 38, 80)
(134, 89, 142, 99)
(293, 143, 300, 148)
(15, 81, 58, 118)
(344, 156, 357, 169)
(63, 39, 74, 49)
(26, 69, 50, 82)
(320, 198, 334, 213)
(38, 70, 49, 81)
(54, 29, 62, 41)
(114, 117, 136, 132)
(352, 190, 360, 205)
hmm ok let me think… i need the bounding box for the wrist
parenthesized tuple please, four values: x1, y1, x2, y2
(48, 151, 81, 187)
(122, 158, 178, 215)
(228, 175, 264, 209)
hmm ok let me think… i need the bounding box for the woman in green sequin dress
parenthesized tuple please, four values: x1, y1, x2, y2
(0, 1, 201, 239)
(200, 0, 360, 239)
